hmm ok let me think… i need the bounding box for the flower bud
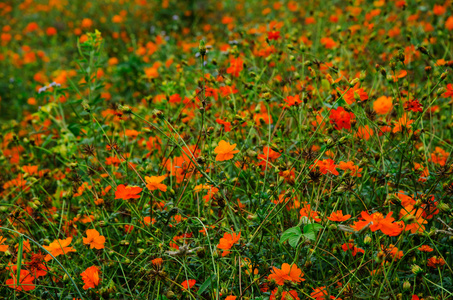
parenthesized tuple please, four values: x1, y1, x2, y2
(411, 264, 423, 276)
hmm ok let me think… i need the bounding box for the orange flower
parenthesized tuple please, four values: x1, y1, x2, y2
(258, 146, 281, 167)
(433, 4, 446, 15)
(181, 279, 196, 291)
(381, 244, 403, 260)
(392, 113, 414, 133)
(427, 256, 446, 268)
(355, 125, 374, 141)
(417, 245, 433, 252)
(43, 237, 77, 261)
(300, 204, 321, 222)
(0, 236, 8, 252)
(81, 266, 101, 290)
(268, 263, 305, 285)
(373, 96, 393, 115)
(341, 242, 365, 256)
(352, 211, 402, 236)
(214, 140, 239, 161)
(152, 258, 163, 267)
(327, 210, 351, 222)
(83, 229, 106, 249)
(227, 57, 243, 77)
(338, 161, 362, 177)
(399, 205, 427, 234)
(217, 231, 241, 256)
(145, 175, 167, 192)
(115, 184, 143, 200)
(6, 268, 35, 291)
(446, 16, 453, 31)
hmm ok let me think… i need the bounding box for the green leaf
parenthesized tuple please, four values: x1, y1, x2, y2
(197, 274, 216, 295)
(280, 226, 302, 248)
(303, 224, 324, 241)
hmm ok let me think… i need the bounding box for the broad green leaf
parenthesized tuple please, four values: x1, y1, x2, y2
(303, 224, 324, 241)
(280, 226, 302, 248)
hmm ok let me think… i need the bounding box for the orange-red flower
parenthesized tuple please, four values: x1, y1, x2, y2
(417, 245, 433, 252)
(311, 159, 339, 176)
(115, 184, 143, 200)
(217, 231, 241, 256)
(214, 140, 239, 161)
(268, 263, 304, 285)
(338, 161, 363, 177)
(0, 236, 8, 252)
(329, 107, 355, 130)
(181, 279, 196, 291)
(373, 96, 393, 115)
(399, 205, 428, 234)
(392, 113, 414, 133)
(145, 175, 167, 192)
(342, 242, 365, 256)
(300, 204, 321, 222)
(258, 146, 281, 167)
(43, 237, 77, 261)
(427, 256, 446, 268)
(6, 267, 35, 291)
(327, 210, 351, 222)
(227, 57, 243, 77)
(81, 266, 101, 290)
(83, 229, 106, 249)
(352, 211, 403, 236)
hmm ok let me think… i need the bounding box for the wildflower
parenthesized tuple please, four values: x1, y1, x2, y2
(225, 296, 237, 300)
(226, 57, 244, 77)
(216, 118, 232, 132)
(399, 205, 427, 234)
(43, 237, 77, 261)
(392, 113, 414, 133)
(181, 279, 196, 291)
(327, 210, 351, 222)
(311, 159, 339, 176)
(270, 289, 300, 300)
(338, 161, 363, 177)
(25, 252, 48, 278)
(115, 184, 143, 200)
(341, 242, 365, 256)
(214, 140, 240, 161)
(339, 85, 368, 105)
(373, 96, 393, 115)
(300, 204, 321, 222)
(0, 236, 8, 252)
(283, 95, 302, 107)
(329, 107, 355, 130)
(351, 211, 403, 236)
(427, 256, 446, 268)
(258, 146, 281, 167)
(355, 125, 374, 141)
(446, 16, 453, 31)
(442, 83, 453, 98)
(145, 175, 167, 192)
(417, 245, 433, 252)
(433, 4, 446, 15)
(404, 99, 423, 112)
(268, 263, 305, 285)
(6, 268, 35, 291)
(217, 231, 241, 256)
(83, 229, 106, 249)
(152, 258, 163, 267)
(81, 266, 101, 290)
(311, 286, 335, 300)
(381, 244, 404, 260)
(429, 147, 450, 166)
